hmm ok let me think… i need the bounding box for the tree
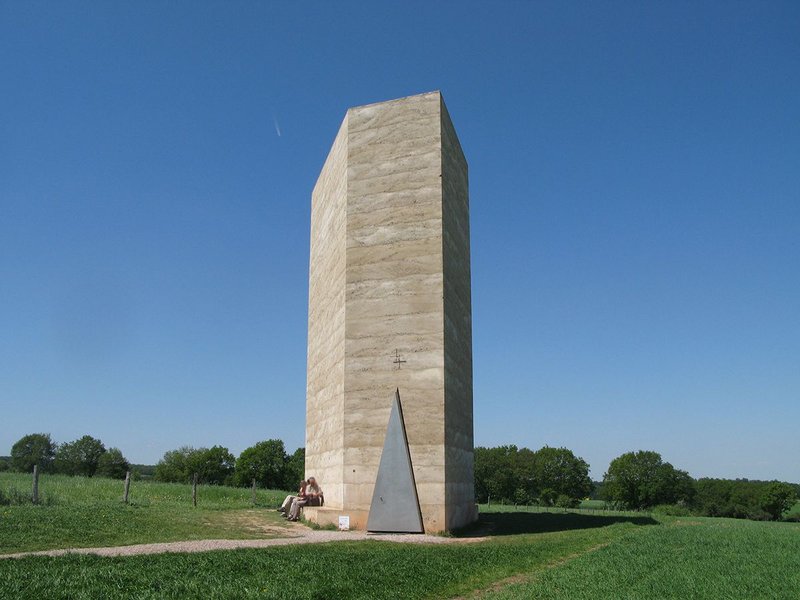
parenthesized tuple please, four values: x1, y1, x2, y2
(188, 446, 235, 485)
(760, 482, 797, 521)
(693, 478, 775, 520)
(513, 447, 537, 504)
(530, 446, 593, 506)
(96, 448, 130, 479)
(602, 450, 694, 510)
(54, 435, 106, 476)
(11, 433, 56, 473)
(474, 445, 593, 506)
(235, 439, 288, 489)
(154, 446, 195, 483)
(474, 445, 523, 504)
(284, 447, 305, 489)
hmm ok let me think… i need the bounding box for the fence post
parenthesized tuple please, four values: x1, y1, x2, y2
(251, 478, 257, 505)
(192, 473, 198, 507)
(123, 471, 131, 504)
(32, 464, 39, 504)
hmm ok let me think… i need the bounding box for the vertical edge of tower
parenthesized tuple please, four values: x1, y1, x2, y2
(440, 95, 477, 530)
(305, 114, 349, 510)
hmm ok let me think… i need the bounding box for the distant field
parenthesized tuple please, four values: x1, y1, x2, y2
(0, 472, 289, 554)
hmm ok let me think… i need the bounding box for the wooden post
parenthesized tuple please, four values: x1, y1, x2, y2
(251, 477, 257, 505)
(123, 471, 131, 504)
(32, 464, 39, 504)
(192, 473, 198, 507)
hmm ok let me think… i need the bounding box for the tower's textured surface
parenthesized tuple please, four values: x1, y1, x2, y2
(305, 91, 475, 532)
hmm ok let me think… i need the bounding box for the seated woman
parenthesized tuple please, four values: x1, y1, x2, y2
(287, 477, 323, 521)
(278, 480, 307, 515)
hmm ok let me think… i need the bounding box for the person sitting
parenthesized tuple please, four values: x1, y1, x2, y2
(287, 477, 323, 521)
(278, 480, 307, 515)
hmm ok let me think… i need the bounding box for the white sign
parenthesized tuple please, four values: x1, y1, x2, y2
(338, 515, 350, 531)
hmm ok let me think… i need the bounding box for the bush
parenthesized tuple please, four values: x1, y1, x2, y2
(652, 504, 693, 516)
(556, 494, 580, 508)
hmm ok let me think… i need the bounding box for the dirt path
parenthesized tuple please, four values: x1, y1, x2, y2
(0, 527, 483, 560)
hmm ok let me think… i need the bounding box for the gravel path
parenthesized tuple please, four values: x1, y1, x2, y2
(1, 528, 483, 560)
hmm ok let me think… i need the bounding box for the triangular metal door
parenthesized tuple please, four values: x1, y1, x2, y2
(366, 389, 424, 533)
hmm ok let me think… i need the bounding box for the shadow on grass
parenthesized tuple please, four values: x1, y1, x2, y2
(454, 511, 658, 537)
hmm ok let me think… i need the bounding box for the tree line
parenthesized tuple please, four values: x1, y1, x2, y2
(4, 433, 305, 492)
(474, 445, 593, 507)
(152, 440, 304, 490)
(6, 433, 797, 521)
(6, 433, 130, 479)
(475, 446, 799, 521)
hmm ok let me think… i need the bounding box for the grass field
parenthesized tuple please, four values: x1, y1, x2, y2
(485, 517, 800, 599)
(0, 514, 648, 599)
(1, 474, 798, 599)
(0, 472, 289, 553)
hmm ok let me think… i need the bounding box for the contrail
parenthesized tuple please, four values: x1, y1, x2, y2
(273, 115, 282, 137)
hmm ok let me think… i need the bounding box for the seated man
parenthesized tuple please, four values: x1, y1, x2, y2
(278, 480, 307, 515)
(287, 477, 323, 521)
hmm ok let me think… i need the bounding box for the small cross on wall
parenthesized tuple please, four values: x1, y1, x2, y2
(393, 349, 407, 370)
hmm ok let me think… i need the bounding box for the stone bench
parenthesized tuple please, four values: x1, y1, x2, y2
(302, 506, 370, 530)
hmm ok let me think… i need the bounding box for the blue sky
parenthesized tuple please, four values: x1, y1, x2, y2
(1, 1, 798, 481)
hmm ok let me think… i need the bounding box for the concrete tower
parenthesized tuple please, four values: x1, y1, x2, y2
(304, 91, 475, 532)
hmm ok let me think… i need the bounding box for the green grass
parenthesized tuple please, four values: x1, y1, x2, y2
(0, 518, 641, 599)
(484, 516, 800, 599)
(5, 513, 797, 599)
(2, 479, 798, 599)
(0, 472, 289, 554)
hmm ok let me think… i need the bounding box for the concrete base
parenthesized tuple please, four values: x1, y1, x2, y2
(303, 507, 370, 530)
(303, 504, 479, 533)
